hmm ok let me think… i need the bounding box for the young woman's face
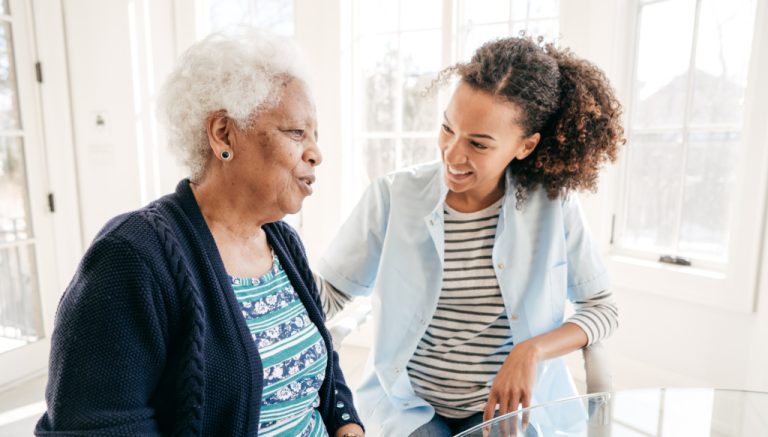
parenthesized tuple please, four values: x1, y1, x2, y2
(438, 81, 539, 196)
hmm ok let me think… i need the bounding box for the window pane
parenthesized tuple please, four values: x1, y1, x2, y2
(0, 244, 43, 355)
(465, 0, 509, 25)
(360, 35, 398, 132)
(402, 30, 441, 132)
(360, 138, 396, 183)
(511, 0, 529, 19)
(209, 0, 250, 32)
(0, 136, 31, 243)
(402, 138, 439, 167)
(463, 23, 509, 61)
(678, 132, 740, 261)
(526, 0, 559, 19)
(209, 0, 294, 36)
(359, 0, 399, 34)
(401, 0, 442, 31)
(689, 0, 757, 126)
(624, 133, 684, 253)
(252, 0, 294, 36)
(514, 19, 558, 43)
(632, 0, 696, 129)
(0, 22, 21, 130)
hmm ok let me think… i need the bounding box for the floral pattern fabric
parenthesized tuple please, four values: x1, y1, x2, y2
(232, 251, 328, 437)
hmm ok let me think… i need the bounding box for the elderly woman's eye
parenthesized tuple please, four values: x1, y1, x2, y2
(290, 130, 304, 138)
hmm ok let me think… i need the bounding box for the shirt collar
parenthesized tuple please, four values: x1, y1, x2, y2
(428, 165, 516, 219)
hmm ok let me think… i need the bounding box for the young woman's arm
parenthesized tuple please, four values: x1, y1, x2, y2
(314, 272, 354, 320)
(483, 289, 619, 427)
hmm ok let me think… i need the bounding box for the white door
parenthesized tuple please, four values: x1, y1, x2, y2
(0, 0, 59, 388)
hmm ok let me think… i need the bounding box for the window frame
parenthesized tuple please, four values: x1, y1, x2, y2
(607, 0, 768, 313)
(345, 0, 561, 217)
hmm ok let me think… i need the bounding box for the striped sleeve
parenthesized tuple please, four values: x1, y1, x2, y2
(314, 271, 353, 319)
(564, 288, 619, 346)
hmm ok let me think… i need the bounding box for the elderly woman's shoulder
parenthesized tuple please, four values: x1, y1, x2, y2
(85, 195, 188, 268)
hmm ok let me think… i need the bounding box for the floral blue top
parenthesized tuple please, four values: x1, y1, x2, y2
(232, 251, 329, 437)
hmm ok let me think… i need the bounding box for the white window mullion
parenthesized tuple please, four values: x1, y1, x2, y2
(394, 1, 404, 170)
(670, 0, 704, 256)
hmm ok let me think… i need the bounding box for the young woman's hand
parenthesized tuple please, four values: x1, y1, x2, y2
(335, 423, 365, 437)
(482, 340, 539, 433)
(482, 323, 589, 435)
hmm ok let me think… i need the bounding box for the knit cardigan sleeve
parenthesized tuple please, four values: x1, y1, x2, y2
(36, 232, 169, 436)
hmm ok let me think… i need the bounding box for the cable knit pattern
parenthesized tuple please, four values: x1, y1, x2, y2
(35, 179, 362, 437)
(143, 210, 206, 437)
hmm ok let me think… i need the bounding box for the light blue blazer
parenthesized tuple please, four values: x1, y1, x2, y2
(318, 160, 610, 436)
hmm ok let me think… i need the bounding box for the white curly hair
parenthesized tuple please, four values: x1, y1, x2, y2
(156, 26, 313, 180)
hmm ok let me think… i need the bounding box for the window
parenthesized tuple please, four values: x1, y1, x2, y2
(618, 0, 758, 265)
(608, 0, 768, 312)
(204, 0, 294, 36)
(348, 0, 560, 207)
(0, 0, 45, 355)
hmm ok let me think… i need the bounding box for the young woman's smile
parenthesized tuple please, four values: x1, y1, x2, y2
(438, 81, 539, 211)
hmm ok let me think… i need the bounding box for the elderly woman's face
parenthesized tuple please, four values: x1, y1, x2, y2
(210, 78, 320, 218)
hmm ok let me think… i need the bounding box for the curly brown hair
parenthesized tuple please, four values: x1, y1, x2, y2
(431, 36, 625, 206)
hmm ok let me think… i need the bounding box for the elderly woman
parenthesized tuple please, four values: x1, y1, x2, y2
(35, 28, 364, 437)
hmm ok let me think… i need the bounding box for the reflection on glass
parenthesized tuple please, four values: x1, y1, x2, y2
(0, 136, 31, 243)
(455, 389, 768, 437)
(662, 390, 715, 436)
(0, 0, 8, 15)
(402, 30, 441, 132)
(0, 244, 43, 355)
(361, 138, 396, 184)
(613, 389, 661, 435)
(0, 22, 21, 131)
(463, 24, 508, 61)
(359, 0, 399, 35)
(360, 35, 398, 132)
(678, 132, 740, 261)
(209, 0, 294, 36)
(402, 138, 438, 167)
(465, 0, 509, 25)
(632, 0, 696, 128)
(209, 0, 249, 32)
(624, 133, 683, 253)
(689, 0, 757, 126)
(401, 0, 442, 31)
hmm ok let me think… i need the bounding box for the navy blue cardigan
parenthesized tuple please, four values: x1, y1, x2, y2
(35, 180, 362, 436)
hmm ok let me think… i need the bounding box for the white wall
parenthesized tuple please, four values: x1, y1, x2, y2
(61, 0, 183, 246)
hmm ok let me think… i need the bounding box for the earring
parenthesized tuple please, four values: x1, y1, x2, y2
(221, 150, 232, 160)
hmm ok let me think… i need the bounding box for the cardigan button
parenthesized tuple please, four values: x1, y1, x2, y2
(342, 413, 350, 421)
(430, 220, 434, 226)
(512, 314, 519, 321)
(395, 367, 400, 373)
(337, 401, 345, 408)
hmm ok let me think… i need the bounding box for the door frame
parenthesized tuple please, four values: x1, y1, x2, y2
(0, 0, 82, 390)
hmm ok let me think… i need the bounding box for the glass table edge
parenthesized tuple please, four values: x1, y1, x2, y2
(452, 387, 768, 437)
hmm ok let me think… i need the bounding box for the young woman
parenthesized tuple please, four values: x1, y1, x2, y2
(316, 36, 624, 437)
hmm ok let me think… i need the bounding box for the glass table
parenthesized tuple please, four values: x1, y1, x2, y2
(454, 388, 768, 437)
